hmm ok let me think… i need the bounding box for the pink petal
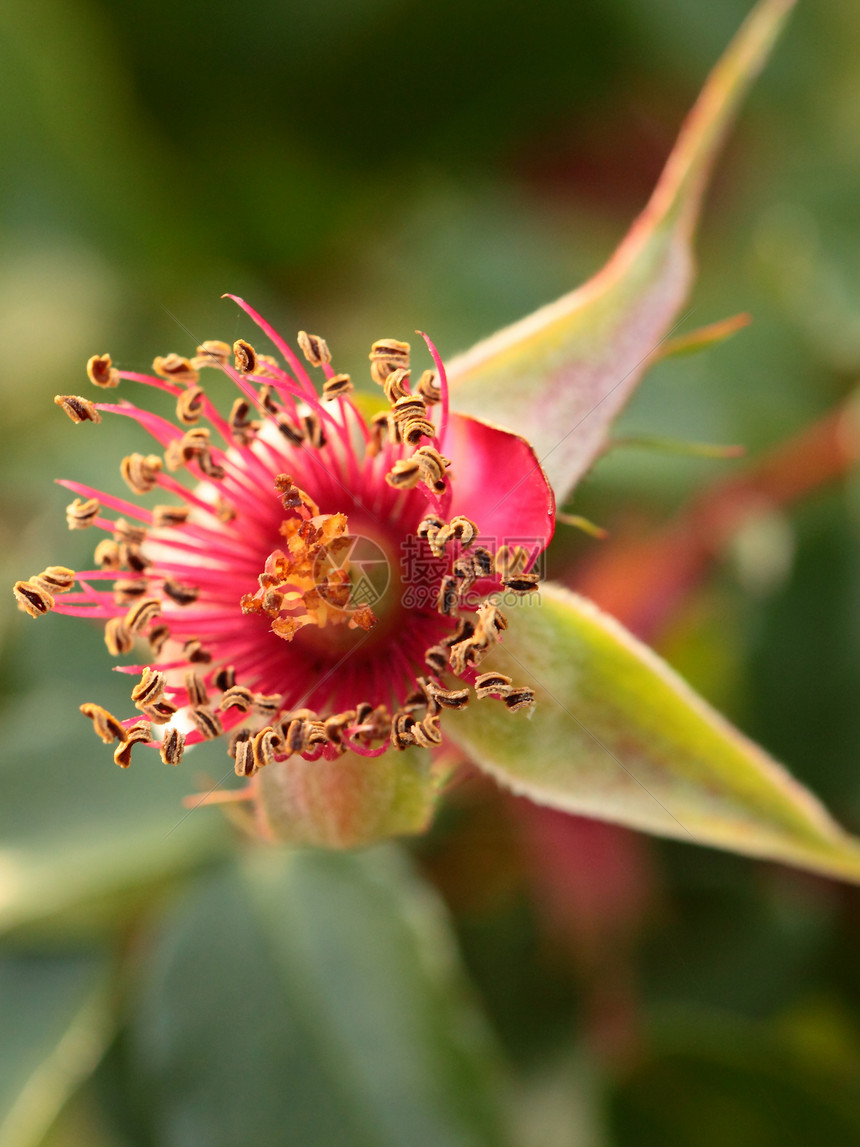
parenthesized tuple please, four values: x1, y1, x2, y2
(444, 412, 555, 551)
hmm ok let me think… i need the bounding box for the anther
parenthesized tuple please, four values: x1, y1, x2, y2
(448, 636, 489, 676)
(229, 398, 260, 446)
(153, 354, 199, 384)
(274, 473, 303, 511)
(414, 446, 450, 495)
(257, 385, 280, 415)
(424, 645, 448, 674)
(390, 710, 417, 750)
(369, 338, 410, 386)
(86, 353, 120, 388)
(163, 579, 200, 606)
(417, 516, 444, 541)
(285, 717, 310, 754)
(415, 369, 440, 404)
(214, 498, 236, 523)
(192, 340, 232, 370)
(322, 373, 353, 401)
(189, 706, 222, 740)
(31, 566, 76, 594)
(501, 573, 540, 594)
(382, 368, 411, 404)
(392, 395, 426, 425)
(152, 505, 190, 529)
(183, 638, 211, 663)
(142, 699, 178, 725)
(476, 600, 508, 636)
(424, 681, 470, 709)
(113, 579, 148, 605)
(452, 555, 479, 593)
(324, 711, 355, 746)
(474, 672, 513, 700)
(233, 339, 257, 374)
(197, 451, 226, 481)
(385, 457, 422, 489)
(113, 518, 147, 546)
(55, 394, 101, 424)
(105, 617, 134, 655)
(113, 722, 152, 768)
(252, 726, 283, 771)
(495, 545, 528, 580)
(122, 545, 151, 572)
(504, 687, 536, 714)
(401, 416, 436, 446)
(160, 727, 185, 766)
(79, 702, 128, 743)
(176, 386, 205, 425)
(213, 665, 236, 692)
(120, 452, 163, 495)
(124, 597, 161, 635)
(219, 685, 254, 712)
(297, 331, 332, 368)
(367, 411, 391, 456)
(442, 617, 475, 647)
(412, 714, 442, 748)
(302, 413, 326, 449)
(128, 654, 164, 706)
(275, 414, 305, 445)
(234, 738, 256, 778)
(252, 693, 282, 720)
(437, 574, 460, 616)
(183, 670, 209, 709)
(471, 547, 494, 577)
(94, 539, 122, 569)
(228, 726, 252, 759)
(434, 515, 477, 554)
(148, 623, 170, 656)
(257, 354, 280, 373)
(66, 496, 100, 530)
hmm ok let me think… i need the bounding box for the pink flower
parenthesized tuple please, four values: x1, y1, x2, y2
(14, 295, 554, 842)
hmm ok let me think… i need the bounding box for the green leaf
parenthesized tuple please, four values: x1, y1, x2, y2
(129, 849, 510, 1147)
(445, 583, 860, 883)
(446, 0, 795, 503)
(0, 955, 112, 1147)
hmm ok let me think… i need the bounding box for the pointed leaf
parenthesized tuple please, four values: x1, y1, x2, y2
(447, 0, 795, 503)
(446, 583, 860, 883)
(130, 849, 510, 1147)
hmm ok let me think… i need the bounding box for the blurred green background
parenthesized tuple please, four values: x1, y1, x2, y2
(2, 0, 860, 1144)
